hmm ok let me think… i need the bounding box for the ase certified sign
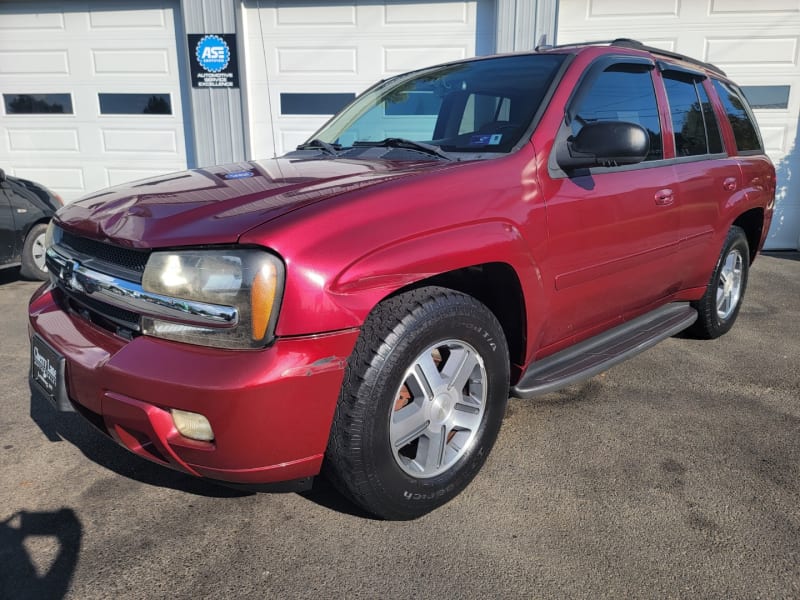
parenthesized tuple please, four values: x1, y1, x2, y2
(187, 33, 240, 88)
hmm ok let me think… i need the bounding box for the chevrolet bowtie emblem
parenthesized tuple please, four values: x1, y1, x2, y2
(59, 259, 86, 294)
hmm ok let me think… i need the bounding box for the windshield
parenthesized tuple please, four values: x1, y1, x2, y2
(307, 53, 566, 157)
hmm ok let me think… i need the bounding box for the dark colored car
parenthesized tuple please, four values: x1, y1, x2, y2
(29, 40, 774, 519)
(1, 169, 62, 280)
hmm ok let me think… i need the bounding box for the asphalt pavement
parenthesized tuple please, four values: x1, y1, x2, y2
(1, 253, 798, 599)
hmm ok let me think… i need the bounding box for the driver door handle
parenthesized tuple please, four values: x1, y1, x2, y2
(654, 188, 674, 206)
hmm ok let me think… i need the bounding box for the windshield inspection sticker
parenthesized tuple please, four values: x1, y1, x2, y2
(469, 134, 492, 146)
(469, 133, 504, 146)
(222, 169, 256, 180)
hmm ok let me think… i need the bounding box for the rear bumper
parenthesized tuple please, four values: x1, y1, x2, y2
(28, 284, 359, 485)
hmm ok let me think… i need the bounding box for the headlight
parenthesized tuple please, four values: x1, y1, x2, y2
(44, 221, 61, 250)
(140, 248, 283, 349)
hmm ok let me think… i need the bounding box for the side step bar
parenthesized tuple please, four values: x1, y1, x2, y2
(511, 303, 697, 399)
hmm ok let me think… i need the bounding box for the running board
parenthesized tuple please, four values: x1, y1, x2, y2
(511, 303, 697, 399)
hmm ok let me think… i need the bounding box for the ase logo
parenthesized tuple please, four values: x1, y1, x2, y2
(196, 34, 230, 73)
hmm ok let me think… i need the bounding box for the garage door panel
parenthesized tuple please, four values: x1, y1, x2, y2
(12, 167, 85, 192)
(6, 128, 80, 153)
(105, 167, 176, 187)
(92, 49, 172, 75)
(89, 7, 167, 28)
(276, 47, 358, 74)
(384, 1, 468, 23)
(275, 2, 356, 25)
(0, 3, 66, 30)
(0, 0, 187, 201)
(711, 0, 800, 13)
(705, 37, 799, 67)
(0, 49, 70, 75)
(383, 46, 468, 73)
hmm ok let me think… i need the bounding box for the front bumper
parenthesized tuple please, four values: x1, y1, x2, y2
(28, 284, 359, 486)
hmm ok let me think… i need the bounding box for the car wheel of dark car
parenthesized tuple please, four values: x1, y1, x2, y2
(325, 286, 509, 520)
(20, 223, 49, 281)
(687, 225, 750, 339)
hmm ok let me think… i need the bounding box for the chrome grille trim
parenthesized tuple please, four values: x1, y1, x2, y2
(46, 247, 239, 329)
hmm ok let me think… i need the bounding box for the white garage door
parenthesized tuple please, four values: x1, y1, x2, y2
(0, 0, 188, 202)
(558, 0, 800, 249)
(242, 0, 493, 158)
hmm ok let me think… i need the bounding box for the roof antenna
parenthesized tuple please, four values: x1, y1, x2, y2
(535, 35, 551, 52)
(256, 5, 279, 158)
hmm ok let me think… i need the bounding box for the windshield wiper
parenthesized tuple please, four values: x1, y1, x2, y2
(353, 138, 453, 161)
(296, 139, 341, 156)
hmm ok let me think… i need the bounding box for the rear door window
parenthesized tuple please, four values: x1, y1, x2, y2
(663, 74, 724, 156)
(711, 79, 762, 153)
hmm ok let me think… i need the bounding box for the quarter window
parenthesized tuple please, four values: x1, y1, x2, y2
(712, 80, 762, 153)
(572, 65, 663, 161)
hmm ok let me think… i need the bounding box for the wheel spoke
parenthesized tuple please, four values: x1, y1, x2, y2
(444, 347, 479, 393)
(451, 403, 482, 431)
(391, 404, 429, 448)
(717, 288, 726, 311)
(420, 426, 447, 471)
(415, 352, 443, 397)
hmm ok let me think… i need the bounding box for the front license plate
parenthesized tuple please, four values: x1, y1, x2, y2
(30, 335, 72, 412)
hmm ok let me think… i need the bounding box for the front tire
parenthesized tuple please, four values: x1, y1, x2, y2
(20, 223, 49, 281)
(687, 225, 749, 339)
(325, 286, 509, 520)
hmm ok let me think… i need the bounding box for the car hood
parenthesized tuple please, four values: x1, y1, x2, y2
(55, 157, 449, 249)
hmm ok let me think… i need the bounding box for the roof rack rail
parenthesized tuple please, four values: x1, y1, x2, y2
(535, 38, 726, 77)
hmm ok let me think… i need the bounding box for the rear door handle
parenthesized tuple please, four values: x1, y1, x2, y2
(654, 188, 674, 206)
(723, 177, 738, 192)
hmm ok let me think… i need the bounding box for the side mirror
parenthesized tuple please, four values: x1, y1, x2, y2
(558, 121, 650, 171)
(0, 168, 5, 182)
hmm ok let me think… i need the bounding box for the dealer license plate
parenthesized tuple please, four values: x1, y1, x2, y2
(30, 335, 71, 411)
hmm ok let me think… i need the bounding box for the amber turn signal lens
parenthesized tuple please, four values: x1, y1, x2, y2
(251, 263, 277, 341)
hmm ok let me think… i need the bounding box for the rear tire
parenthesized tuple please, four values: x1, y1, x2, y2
(686, 225, 749, 339)
(20, 223, 49, 281)
(325, 286, 509, 520)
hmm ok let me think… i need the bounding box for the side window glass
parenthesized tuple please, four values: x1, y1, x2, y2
(572, 65, 663, 161)
(664, 75, 708, 156)
(712, 79, 762, 152)
(697, 83, 723, 154)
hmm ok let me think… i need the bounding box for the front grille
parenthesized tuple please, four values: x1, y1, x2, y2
(66, 291, 140, 331)
(60, 230, 149, 274)
(62, 290, 140, 339)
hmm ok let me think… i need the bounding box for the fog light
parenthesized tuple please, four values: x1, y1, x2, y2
(171, 409, 214, 442)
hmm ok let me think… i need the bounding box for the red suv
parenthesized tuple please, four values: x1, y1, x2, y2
(29, 40, 774, 519)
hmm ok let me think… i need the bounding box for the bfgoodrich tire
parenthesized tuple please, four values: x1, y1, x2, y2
(325, 286, 509, 520)
(687, 225, 750, 339)
(20, 223, 49, 281)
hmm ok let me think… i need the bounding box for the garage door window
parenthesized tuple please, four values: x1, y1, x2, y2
(3, 93, 73, 114)
(99, 93, 172, 115)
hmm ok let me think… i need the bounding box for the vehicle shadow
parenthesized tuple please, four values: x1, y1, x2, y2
(0, 508, 81, 600)
(0, 267, 22, 285)
(761, 251, 800, 262)
(28, 390, 249, 499)
(299, 476, 379, 520)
